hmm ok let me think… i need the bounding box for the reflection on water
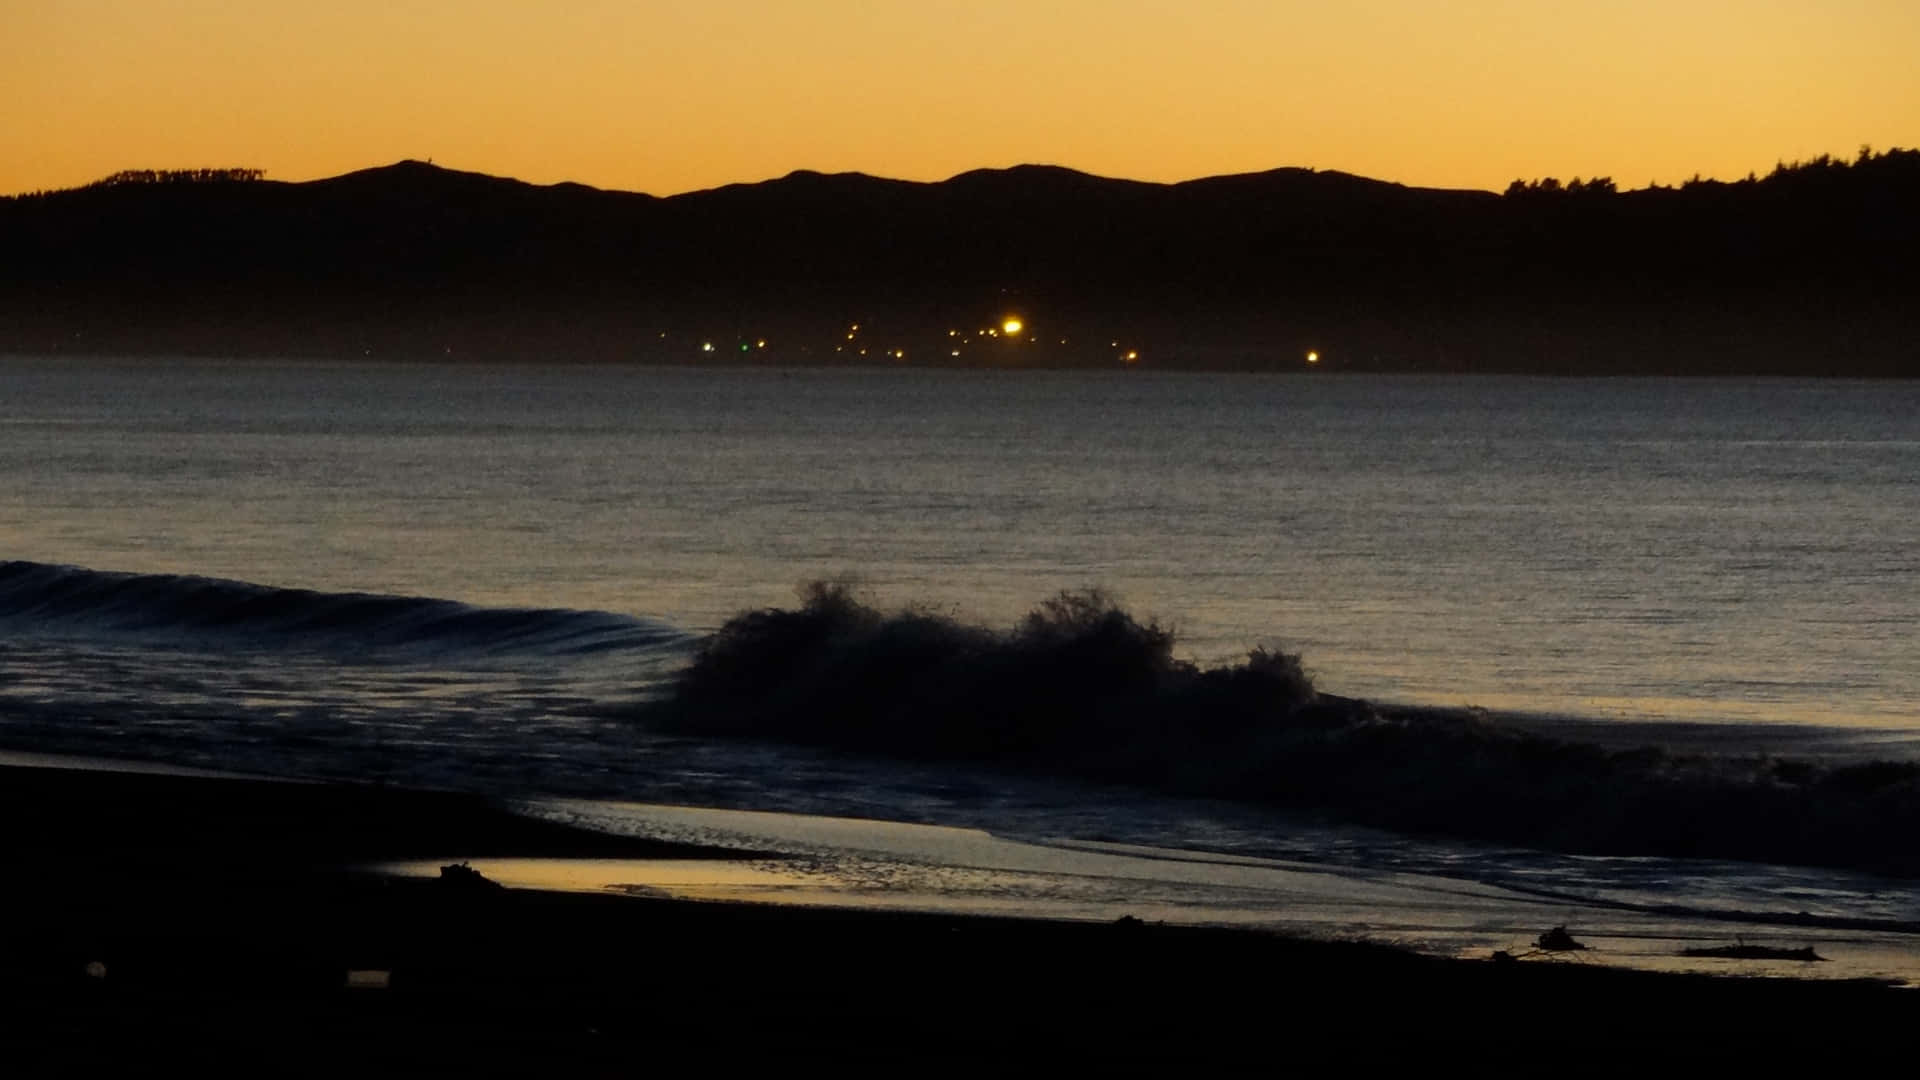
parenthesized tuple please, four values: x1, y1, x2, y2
(385, 802, 1920, 986)
(383, 858, 820, 897)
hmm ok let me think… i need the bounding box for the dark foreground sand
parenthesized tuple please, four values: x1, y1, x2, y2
(3, 763, 1910, 1072)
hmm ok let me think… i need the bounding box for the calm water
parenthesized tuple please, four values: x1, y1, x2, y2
(3, 358, 1915, 728)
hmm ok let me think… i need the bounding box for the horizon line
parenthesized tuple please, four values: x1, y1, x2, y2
(10, 146, 1905, 201)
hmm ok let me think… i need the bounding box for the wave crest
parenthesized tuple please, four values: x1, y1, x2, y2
(648, 583, 1920, 876)
(661, 581, 1323, 761)
(0, 561, 685, 661)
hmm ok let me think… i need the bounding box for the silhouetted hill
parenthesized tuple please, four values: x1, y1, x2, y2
(3, 152, 1915, 374)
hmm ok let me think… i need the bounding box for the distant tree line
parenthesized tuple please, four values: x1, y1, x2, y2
(89, 168, 264, 187)
(1505, 144, 1915, 198)
(1503, 175, 1615, 197)
(2, 168, 266, 200)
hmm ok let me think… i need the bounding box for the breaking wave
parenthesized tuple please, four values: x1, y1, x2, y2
(0, 560, 687, 662)
(645, 583, 1920, 877)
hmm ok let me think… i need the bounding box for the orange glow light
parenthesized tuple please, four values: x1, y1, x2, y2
(4, 4, 1910, 201)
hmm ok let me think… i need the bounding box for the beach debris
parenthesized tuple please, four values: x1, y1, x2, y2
(344, 969, 392, 990)
(1495, 926, 1594, 962)
(1681, 941, 1827, 962)
(83, 960, 107, 980)
(436, 862, 504, 892)
(1535, 926, 1588, 952)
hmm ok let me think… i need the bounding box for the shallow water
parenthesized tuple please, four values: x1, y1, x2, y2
(387, 801, 1920, 985)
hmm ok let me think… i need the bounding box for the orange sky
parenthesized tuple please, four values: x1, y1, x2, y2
(4, 1, 1914, 196)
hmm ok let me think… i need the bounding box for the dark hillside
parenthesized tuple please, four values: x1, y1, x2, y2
(3, 151, 1914, 373)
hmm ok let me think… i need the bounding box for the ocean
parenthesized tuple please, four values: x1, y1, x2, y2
(3, 356, 1917, 978)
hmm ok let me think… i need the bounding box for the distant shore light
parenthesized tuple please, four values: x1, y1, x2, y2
(1306, 350, 1320, 364)
(1002, 317, 1024, 335)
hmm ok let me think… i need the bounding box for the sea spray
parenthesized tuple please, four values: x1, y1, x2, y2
(644, 583, 1920, 876)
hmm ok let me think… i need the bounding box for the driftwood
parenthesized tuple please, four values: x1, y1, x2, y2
(1681, 942, 1827, 962)
(436, 862, 504, 892)
(1493, 926, 1592, 963)
(1535, 926, 1588, 952)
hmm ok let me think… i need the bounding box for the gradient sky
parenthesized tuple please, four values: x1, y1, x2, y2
(5, 1, 1914, 196)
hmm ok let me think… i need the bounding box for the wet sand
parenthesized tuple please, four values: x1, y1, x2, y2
(2, 762, 1910, 1070)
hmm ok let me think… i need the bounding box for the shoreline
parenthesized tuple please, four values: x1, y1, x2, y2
(4, 760, 1914, 1067)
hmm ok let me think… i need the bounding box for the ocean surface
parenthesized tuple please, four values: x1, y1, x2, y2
(3, 357, 1917, 978)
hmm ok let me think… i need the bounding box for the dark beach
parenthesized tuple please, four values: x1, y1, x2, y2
(3, 761, 1910, 1071)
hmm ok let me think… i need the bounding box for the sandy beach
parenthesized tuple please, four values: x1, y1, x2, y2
(3, 760, 1912, 1072)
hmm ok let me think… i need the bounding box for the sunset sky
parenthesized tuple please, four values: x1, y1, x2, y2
(5, 1, 1914, 197)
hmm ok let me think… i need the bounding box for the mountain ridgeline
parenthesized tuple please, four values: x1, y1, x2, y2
(4, 151, 1915, 374)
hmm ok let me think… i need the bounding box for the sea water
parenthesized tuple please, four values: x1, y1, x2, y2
(2, 357, 1917, 977)
(5, 358, 1916, 727)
